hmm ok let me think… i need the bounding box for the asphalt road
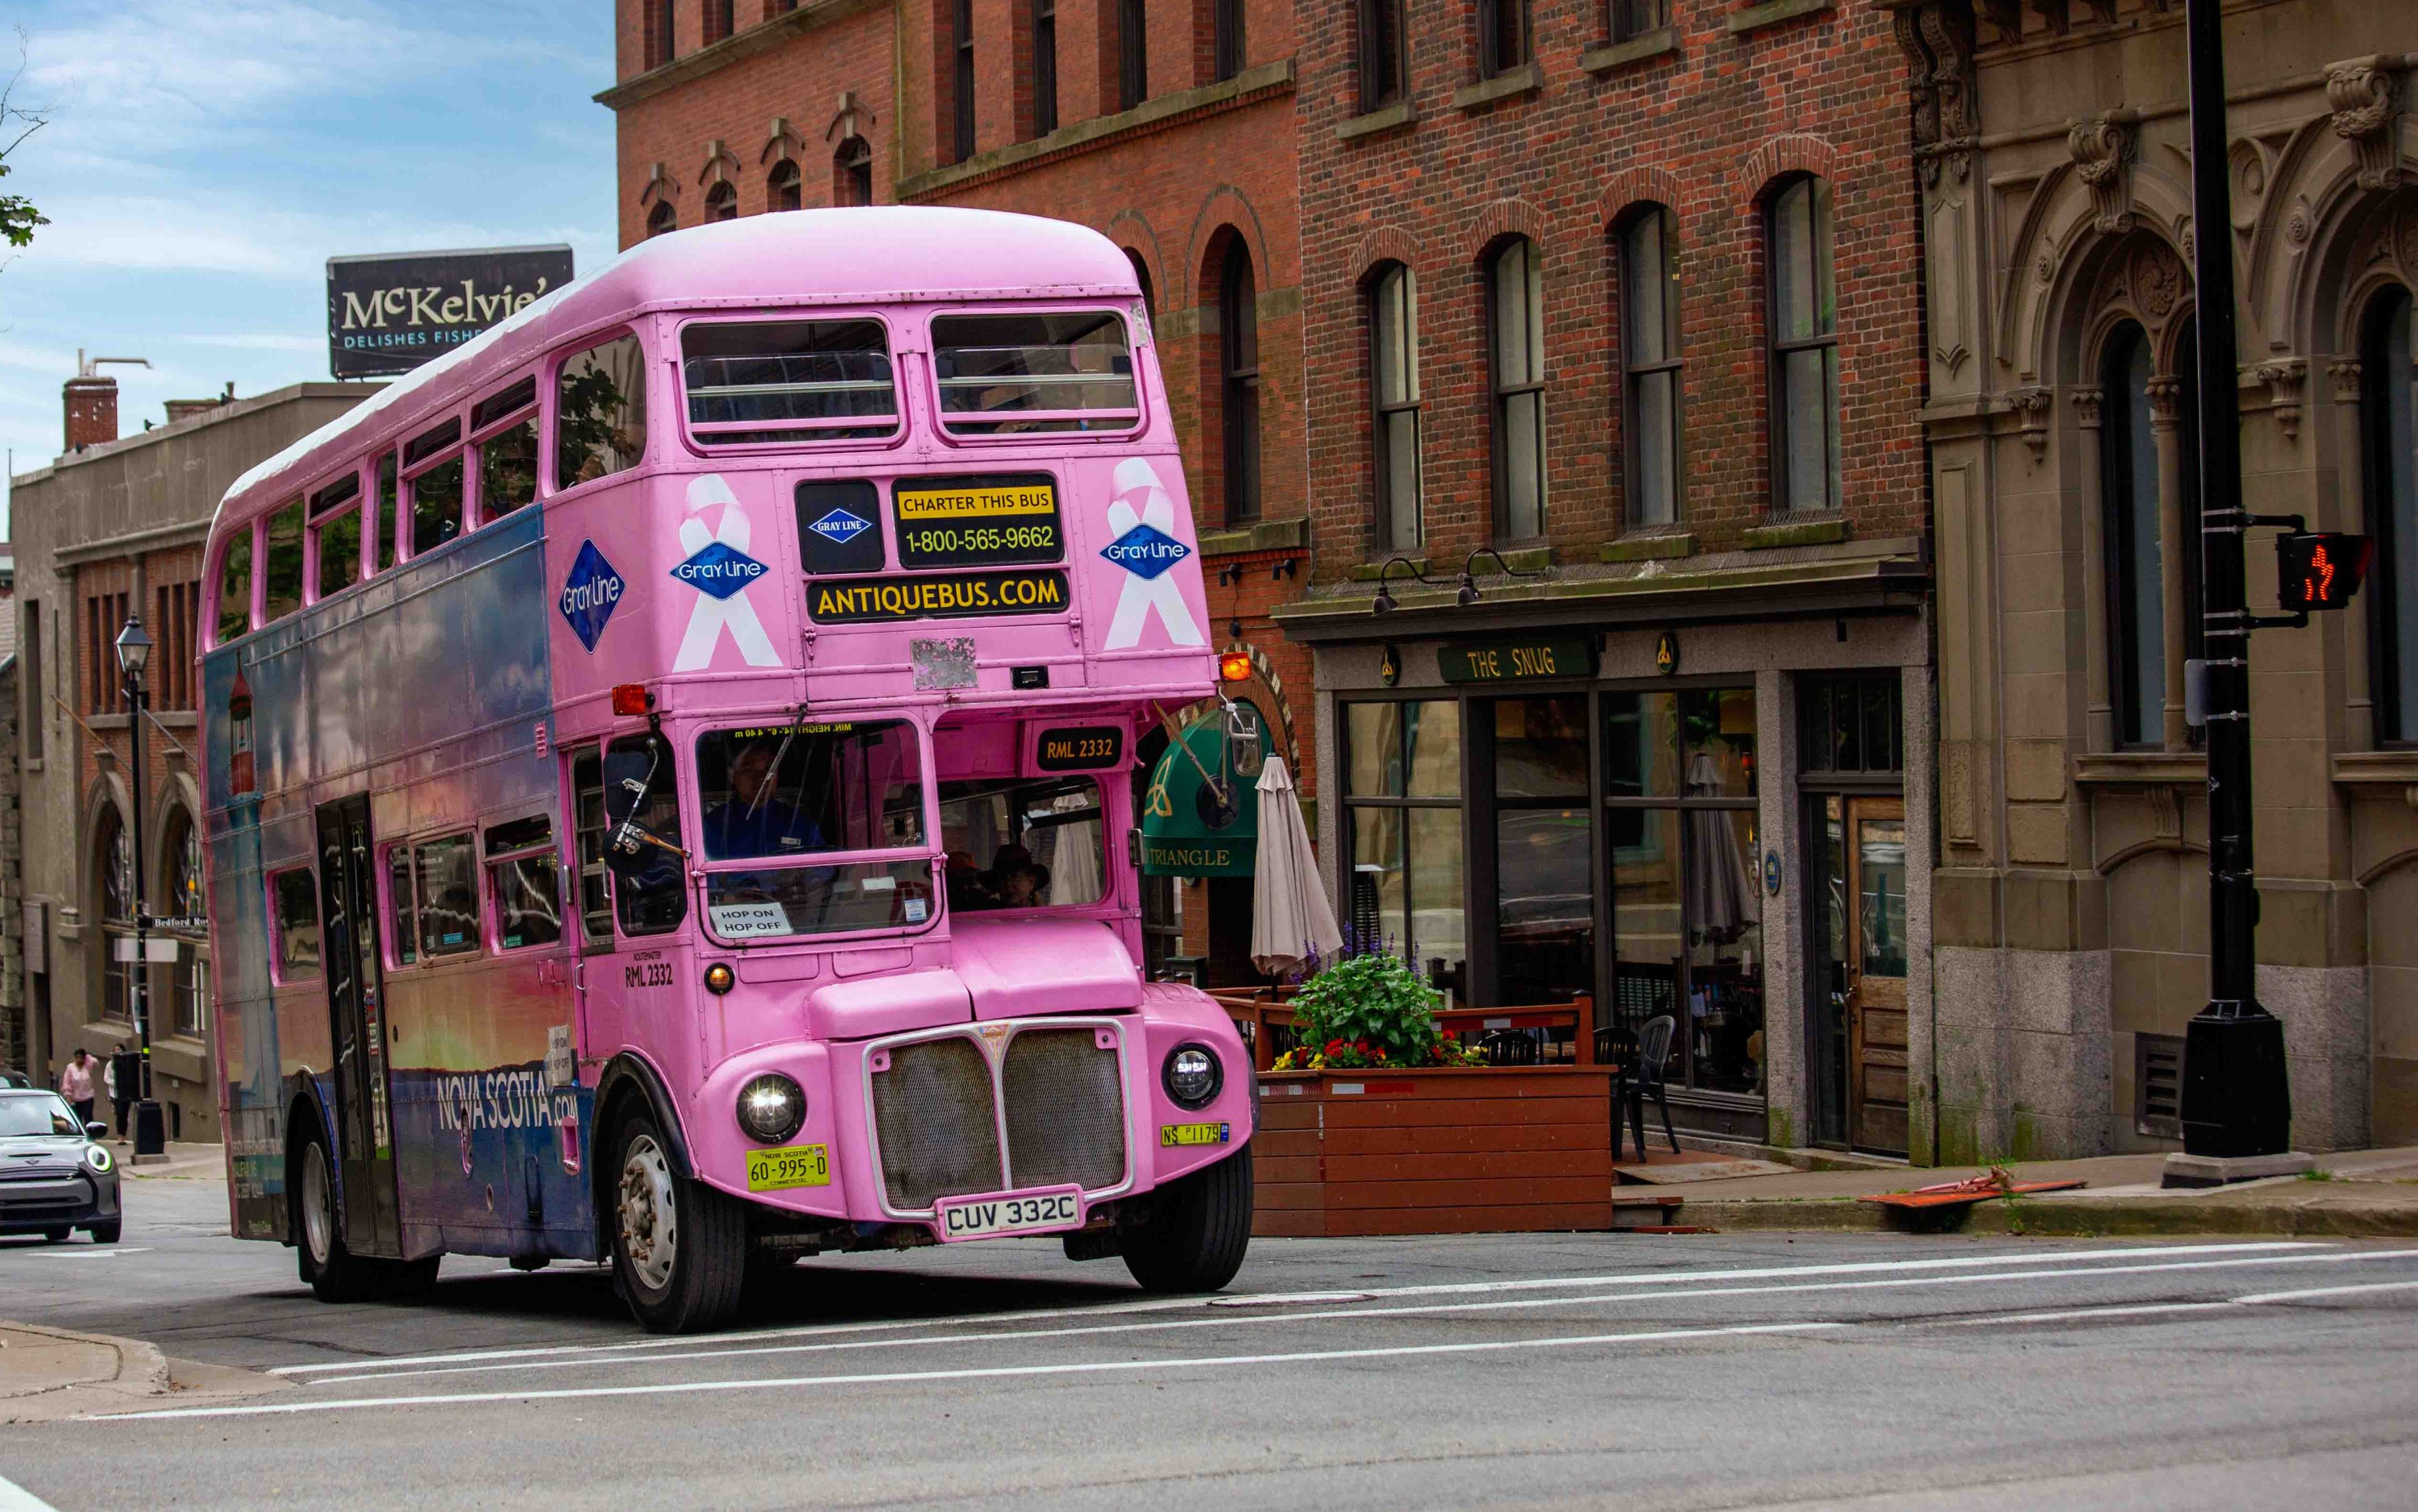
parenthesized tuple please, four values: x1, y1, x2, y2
(5, 1173, 2418, 1511)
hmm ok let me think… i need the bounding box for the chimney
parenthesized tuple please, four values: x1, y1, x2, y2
(163, 399, 221, 425)
(63, 350, 155, 453)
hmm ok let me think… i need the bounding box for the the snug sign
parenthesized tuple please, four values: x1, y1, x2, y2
(1438, 637, 1597, 684)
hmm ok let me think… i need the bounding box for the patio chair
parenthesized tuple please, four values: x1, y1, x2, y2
(1477, 1029, 1540, 1066)
(1623, 1015, 1681, 1161)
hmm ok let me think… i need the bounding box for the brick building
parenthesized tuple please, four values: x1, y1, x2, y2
(602, 0, 1310, 981)
(10, 374, 377, 1138)
(1893, 0, 2418, 1158)
(1274, 0, 1936, 1149)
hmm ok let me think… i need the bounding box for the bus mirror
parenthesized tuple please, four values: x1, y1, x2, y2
(1224, 704, 1264, 780)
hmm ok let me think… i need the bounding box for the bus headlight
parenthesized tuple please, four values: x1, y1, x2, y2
(84, 1144, 114, 1175)
(1163, 1045, 1222, 1110)
(737, 1074, 806, 1144)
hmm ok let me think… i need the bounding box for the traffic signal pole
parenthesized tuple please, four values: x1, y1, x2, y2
(2178, 0, 2291, 1160)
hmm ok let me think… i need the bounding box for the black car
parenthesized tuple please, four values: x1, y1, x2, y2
(0, 1088, 123, 1244)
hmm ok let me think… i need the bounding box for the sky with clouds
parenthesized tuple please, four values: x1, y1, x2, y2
(0, 1, 617, 534)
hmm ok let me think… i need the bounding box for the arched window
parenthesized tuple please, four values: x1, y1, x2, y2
(1488, 236, 1547, 539)
(646, 200, 676, 238)
(1768, 176, 1838, 513)
(704, 181, 737, 222)
(768, 158, 802, 212)
(2104, 322, 2165, 747)
(161, 806, 209, 1037)
(1219, 239, 1262, 525)
(1619, 205, 1681, 529)
(1124, 250, 1157, 326)
(835, 137, 873, 206)
(97, 803, 134, 1023)
(1369, 263, 1422, 551)
(2368, 289, 2418, 742)
(1356, 0, 1404, 113)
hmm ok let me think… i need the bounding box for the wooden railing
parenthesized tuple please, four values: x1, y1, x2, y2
(1211, 989, 1599, 1073)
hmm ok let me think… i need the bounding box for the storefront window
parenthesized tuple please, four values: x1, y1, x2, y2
(1489, 697, 1591, 1004)
(1342, 700, 1464, 989)
(1603, 687, 1761, 1098)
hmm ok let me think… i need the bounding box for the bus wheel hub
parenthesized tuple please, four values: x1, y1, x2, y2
(618, 1135, 678, 1290)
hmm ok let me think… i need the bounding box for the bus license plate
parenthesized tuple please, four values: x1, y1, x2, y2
(745, 1143, 831, 1192)
(934, 1189, 1082, 1242)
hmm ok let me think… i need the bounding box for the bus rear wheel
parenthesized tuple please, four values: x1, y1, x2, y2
(296, 1129, 374, 1303)
(609, 1111, 746, 1333)
(1123, 1144, 1253, 1294)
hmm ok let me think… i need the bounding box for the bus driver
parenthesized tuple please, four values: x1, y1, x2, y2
(705, 740, 824, 859)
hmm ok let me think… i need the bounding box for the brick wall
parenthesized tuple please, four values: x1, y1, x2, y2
(1297, 0, 1927, 581)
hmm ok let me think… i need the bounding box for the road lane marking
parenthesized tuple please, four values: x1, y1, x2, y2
(0, 1474, 62, 1512)
(266, 1240, 2327, 1377)
(298, 1247, 2418, 1388)
(2231, 1279, 2418, 1306)
(1938, 1277, 2418, 1327)
(106, 1322, 1851, 1420)
(27, 1247, 152, 1260)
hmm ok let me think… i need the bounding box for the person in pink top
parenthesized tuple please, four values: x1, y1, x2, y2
(56, 1049, 98, 1127)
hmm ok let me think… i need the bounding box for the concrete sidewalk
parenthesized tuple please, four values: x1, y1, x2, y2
(1667, 1145, 2418, 1237)
(113, 1140, 227, 1180)
(0, 1322, 285, 1423)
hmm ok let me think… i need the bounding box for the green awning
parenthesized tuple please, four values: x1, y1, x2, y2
(1140, 701, 1265, 878)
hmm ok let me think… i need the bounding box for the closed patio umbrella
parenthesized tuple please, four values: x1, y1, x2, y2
(1685, 750, 1760, 935)
(1251, 756, 1343, 977)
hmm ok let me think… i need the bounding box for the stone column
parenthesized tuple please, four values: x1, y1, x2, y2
(2072, 387, 2110, 751)
(2146, 374, 2191, 749)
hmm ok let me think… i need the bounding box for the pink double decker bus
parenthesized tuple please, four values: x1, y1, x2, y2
(200, 210, 1254, 1331)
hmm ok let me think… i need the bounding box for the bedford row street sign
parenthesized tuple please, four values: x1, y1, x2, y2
(327, 245, 575, 379)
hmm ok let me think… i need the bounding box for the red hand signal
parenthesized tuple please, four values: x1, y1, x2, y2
(2308, 542, 2334, 602)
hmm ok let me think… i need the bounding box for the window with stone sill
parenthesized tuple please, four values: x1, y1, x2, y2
(1477, 0, 1530, 78)
(1618, 204, 1681, 530)
(1611, 0, 1668, 42)
(834, 138, 873, 206)
(1369, 262, 1422, 553)
(1487, 236, 1547, 540)
(769, 158, 802, 212)
(1768, 175, 1838, 514)
(2364, 285, 2418, 744)
(1032, 0, 1060, 136)
(1357, 0, 1406, 113)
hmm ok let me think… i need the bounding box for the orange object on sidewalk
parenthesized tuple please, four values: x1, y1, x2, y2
(1859, 1166, 2087, 1211)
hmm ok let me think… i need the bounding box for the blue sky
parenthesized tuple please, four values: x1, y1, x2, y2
(0, 1, 618, 535)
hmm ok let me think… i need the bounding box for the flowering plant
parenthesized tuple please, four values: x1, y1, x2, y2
(1268, 949, 1477, 1070)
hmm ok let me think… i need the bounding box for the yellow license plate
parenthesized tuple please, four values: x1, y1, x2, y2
(745, 1143, 832, 1192)
(1159, 1122, 1232, 1148)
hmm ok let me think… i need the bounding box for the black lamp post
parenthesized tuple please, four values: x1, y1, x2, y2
(114, 615, 166, 1160)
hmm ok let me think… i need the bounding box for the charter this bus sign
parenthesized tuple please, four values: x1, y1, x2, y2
(326, 245, 575, 379)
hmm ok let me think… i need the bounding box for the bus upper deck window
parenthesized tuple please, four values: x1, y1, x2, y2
(930, 311, 1137, 434)
(405, 418, 464, 559)
(557, 334, 648, 486)
(310, 471, 363, 599)
(374, 455, 400, 574)
(472, 379, 539, 522)
(263, 501, 306, 623)
(214, 526, 254, 644)
(681, 319, 896, 446)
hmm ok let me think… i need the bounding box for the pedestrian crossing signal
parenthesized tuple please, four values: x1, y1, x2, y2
(2275, 532, 2372, 613)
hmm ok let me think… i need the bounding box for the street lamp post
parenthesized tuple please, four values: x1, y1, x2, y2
(114, 615, 166, 1160)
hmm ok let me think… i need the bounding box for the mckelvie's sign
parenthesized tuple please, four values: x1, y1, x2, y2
(327, 245, 575, 379)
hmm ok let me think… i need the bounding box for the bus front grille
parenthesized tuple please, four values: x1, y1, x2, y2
(1002, 1028, 1127, 1193)
(869, 1037, 1004, 1210)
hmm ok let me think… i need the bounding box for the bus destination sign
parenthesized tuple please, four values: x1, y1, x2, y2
(807, 569, 1071, 624)
(1438, 637, 1597, 684)
(1036, 725, 1125, 772)
(894, 473, 1063, 570)
(326, 244, 574, 380)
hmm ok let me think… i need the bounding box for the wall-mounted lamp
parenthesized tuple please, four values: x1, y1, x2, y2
(1270, 558, 1298, 581)
(1369, 555, 1435, 615)
(1455, 546, 1543, 607)
(1215, 563, 1245, 587)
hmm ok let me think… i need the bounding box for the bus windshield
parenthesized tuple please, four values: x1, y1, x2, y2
(940, 775, 1107, 912)
(696, 720, 933, 943)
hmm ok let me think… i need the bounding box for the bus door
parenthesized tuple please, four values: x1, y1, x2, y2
(315, 793, 402, 1257)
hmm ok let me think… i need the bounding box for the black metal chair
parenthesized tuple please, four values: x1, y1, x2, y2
(1623, 1015, 1681, 1161)
(1478, 1029, 1540, 1066)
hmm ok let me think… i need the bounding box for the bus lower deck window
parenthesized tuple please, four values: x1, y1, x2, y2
(413, 834, 480, 957)
(272, 869, 322, 981)
(681, 319, 896, 446)
(486, 815, 561, 952)
(931, 311, 1137, 434)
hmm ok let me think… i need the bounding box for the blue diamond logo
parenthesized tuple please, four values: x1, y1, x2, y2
(671, 541, 768, 600)
(808, 507, 872, 545)
(557, 541, 625, 653)
(1102, 521, 1190, 582)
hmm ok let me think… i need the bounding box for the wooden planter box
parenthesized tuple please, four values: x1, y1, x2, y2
(1253, 1067, 1618, 1238)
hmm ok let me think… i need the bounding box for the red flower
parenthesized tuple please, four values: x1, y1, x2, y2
(1325, 1038, 1348, 1054)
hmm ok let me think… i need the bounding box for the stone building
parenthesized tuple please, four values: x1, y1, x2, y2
(10, 376, 376, 1139)
(1892, 0, 2417, 1157)
(602, 0, 1311, 982)
(1274, 0, 1936, 1150)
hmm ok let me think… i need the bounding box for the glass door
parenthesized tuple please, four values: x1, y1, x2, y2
(1845, 797, 1909, 1155)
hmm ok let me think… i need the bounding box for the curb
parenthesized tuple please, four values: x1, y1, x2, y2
(0, 1323, 287, 1423)
(1681, 1197, 2418, 1240)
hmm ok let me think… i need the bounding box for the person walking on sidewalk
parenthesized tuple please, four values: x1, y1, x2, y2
(57, 1049, 98, 1128)
(106, 1043, 141, 1140)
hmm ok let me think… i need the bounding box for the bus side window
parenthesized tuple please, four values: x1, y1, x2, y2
(310, 471, 363, 600)
(375, 454, 401, 575)
(263, 501, 306, 623)
(214, 525, 255, 645)
(603, 733, 688, 937)
(385, 845, 418, 967)
(404, 418, 464, 559)
(572, 748, 615, 949)
(413, 833, 481, 958)
(485, 814, 562, 951)
(473, 377, 540, 521)
(556, 334, 648, 488)
(272, 867, 322, 982)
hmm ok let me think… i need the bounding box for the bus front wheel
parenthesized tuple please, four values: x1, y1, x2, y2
(1123, 1144, 1253, 1294)
(609, 1110, 746, 1333)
